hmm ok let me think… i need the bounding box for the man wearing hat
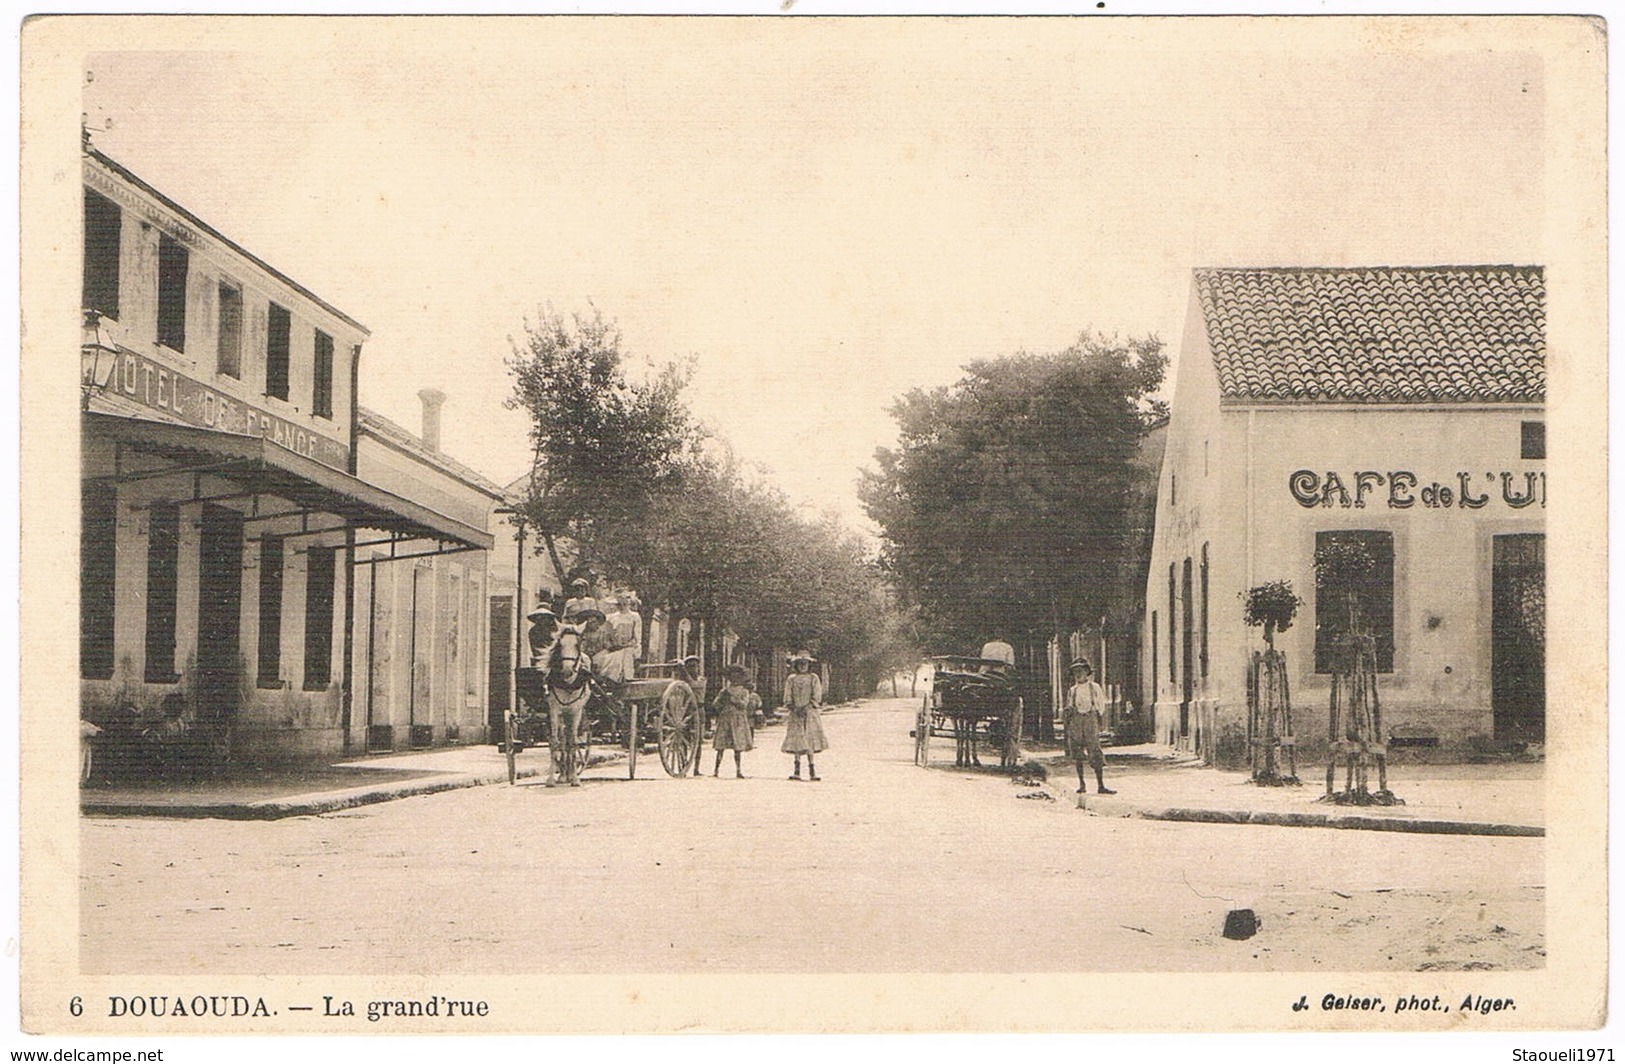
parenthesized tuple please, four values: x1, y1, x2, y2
(1063, 659, 1115, 795)
(526, 599, 561, 667)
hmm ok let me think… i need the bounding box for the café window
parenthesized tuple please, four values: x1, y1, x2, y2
(217, 282, 243, 379)
(156, 235, 188, 352)
(144, 504, 181, 683)
(1521, 421, 1545, 460)
(83, 189, 121, 321)
(257, 535, 285, 687)
(1313, 530, 1395, 674)
(313, 330, 334, 419)
(303, 546, 337, 689)
(266, 302, 291, 401)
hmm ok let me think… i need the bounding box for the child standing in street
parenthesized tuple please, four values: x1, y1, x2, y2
(710, 664, 755, 778)
(1063, 659, 1115, 795)
(781, 650, 827, 781)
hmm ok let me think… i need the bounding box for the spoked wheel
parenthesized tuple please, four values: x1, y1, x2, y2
(625, 700, 639, 780)
(657, 681, 702, 777)
(914, 695, 930, 766)
(505, 712, 518, 785)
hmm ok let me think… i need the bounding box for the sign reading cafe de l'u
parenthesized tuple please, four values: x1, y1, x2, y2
(1288, 469, 1547, 510)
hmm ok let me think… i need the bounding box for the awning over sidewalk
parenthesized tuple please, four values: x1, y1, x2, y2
(85, 412, 493, 551)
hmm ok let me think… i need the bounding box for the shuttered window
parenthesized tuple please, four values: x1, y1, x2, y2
(266, 303, 291, 401)
(156, 235, 188, 352)
(83, 189, 121, 321)
(80, 486, 117, 679)
(257, 535, 285, 687)
(143, 504, 181, 683)
(313, 330, 334, 419)
(303, 547, 337, 688)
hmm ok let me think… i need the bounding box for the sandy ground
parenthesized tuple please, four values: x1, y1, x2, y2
(80, 698, 1542, 974)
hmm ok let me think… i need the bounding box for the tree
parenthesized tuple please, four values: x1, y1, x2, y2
(505, 307, 705, 588)
(506, 304, 906, 696)
(859, 331, 1166, 653)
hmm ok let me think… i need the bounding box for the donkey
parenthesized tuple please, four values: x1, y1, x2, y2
(543, 625, 594, 786)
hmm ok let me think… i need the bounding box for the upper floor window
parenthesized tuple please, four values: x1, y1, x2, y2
(156, 234, 188, 352)
(313, 330, 334, 419)
(83, 189, 121, 321)
(266, 302, 291, 401)
(217, 282, 243, 379)
(1521, 421, 1545, 460)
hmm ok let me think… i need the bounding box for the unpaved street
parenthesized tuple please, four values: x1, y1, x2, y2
(81, 697, 1543, 974)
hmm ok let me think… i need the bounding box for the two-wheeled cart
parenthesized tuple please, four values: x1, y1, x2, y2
(914, 655, 1022, 770)
(503, 662, 707, 784)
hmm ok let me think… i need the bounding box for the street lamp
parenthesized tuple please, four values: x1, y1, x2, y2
(81, 310, 119, 409)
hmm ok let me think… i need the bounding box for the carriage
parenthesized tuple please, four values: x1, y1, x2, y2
(913, 655, 1022, 770)
(502, 658, 708, 784)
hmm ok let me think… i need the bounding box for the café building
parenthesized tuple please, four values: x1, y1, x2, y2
(1144, 266, 1545, 764)
(79, 145, 490, 762)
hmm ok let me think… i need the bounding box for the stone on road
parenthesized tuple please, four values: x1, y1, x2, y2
(81, 697, 1542, 974)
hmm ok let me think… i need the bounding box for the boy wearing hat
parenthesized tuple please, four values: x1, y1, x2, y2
(1063, 659, 1115, 795)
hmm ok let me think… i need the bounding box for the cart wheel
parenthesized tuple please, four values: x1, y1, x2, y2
(658, 682, 701, 777)
(505, 713, 518, 786)
(915, 695, 930, 766)
(626, 700, 639, 780)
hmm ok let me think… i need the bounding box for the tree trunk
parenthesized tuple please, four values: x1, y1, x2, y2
(539, 529, 570, 592)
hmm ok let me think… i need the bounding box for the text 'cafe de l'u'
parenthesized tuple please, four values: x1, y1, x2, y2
(1144, 265, 1546, 766)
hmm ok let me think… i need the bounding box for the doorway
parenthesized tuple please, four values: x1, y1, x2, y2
(1492, 533, 1545, 741)
(488, 595, 513, 738)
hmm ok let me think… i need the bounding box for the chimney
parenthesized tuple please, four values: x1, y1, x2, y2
(418, 388, 446, 453)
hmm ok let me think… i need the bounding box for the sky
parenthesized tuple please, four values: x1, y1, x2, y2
(80, 17, 1549, 532)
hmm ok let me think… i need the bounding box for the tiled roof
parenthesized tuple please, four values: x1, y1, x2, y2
(358, 407, 508, 498)
(1194, 266, 1544, 403)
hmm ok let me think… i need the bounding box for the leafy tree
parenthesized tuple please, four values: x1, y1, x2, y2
(860, 331, 1166, 655)
(506, 304, 908, 696)
(505, 307, 704, 588)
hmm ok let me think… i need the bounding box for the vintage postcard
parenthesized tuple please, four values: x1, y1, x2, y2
(16, 11, 1608, 1046)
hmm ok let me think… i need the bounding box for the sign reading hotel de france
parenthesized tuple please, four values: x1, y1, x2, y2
(102, 347, 351, 472)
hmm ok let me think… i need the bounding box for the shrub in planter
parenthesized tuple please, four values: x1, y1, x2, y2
(1242, 580, 1302, 646)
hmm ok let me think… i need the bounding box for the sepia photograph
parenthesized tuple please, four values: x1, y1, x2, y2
(15, 9, 1609, 1048)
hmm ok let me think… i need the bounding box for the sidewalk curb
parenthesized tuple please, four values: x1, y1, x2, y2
(82, 764, 544, 820)
(1126, 805, 1544, 837)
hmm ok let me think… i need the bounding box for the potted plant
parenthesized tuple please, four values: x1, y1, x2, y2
(1242, 580, 1302, 647)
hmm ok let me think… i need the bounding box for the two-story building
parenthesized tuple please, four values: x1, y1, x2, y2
(79, 144, 490, 763)
(1145, 265, 1545, 765)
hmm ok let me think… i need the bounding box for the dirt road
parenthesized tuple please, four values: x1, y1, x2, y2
(80, 697, 1542, 974)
